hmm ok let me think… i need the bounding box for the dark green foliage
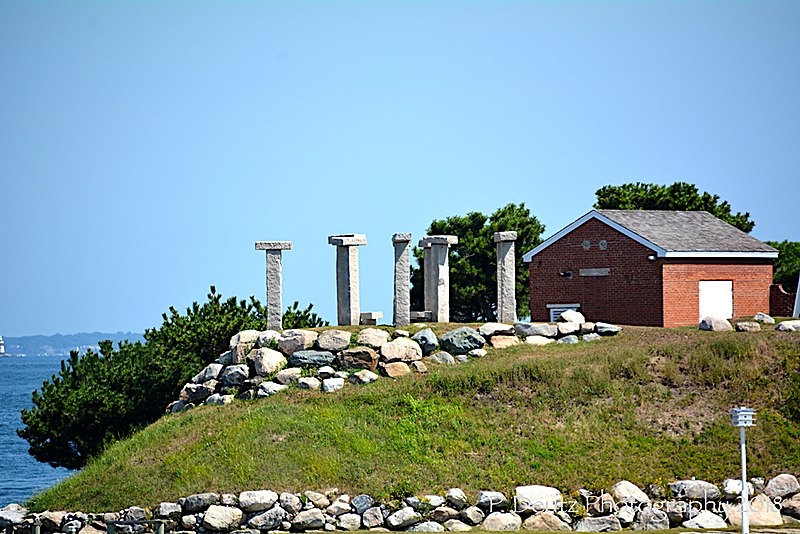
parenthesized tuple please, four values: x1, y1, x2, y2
(767, 240, 800, 293)
(410, 203, 544, 322)
(594, 181, 755, 232)
(18, 287, 327, 470)
(282, 301, 329, 329)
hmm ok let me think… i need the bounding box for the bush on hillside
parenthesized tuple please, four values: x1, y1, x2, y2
(18, 287, 325, 470)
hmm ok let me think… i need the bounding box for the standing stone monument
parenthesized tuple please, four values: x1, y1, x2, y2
(418, 235, 458, 322)
(494, 231, 517, 323)
(255, 241, 292, 330)
(392, 233, 412, 326)
(328, 234, 367, 326)
(794, 272, 800, 318)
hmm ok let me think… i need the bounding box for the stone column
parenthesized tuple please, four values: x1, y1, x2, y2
(422, 242, 434, 315)
(255, 241, 293, 330)
(419, 235, 459, 322)
(494, 231, 518, 323)
(794, 272, 800, 318)
(392, 233, 412, 326)
(328, 234, 367, 326)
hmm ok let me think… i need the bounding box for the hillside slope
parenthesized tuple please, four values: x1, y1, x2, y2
(29, 326, 800, 512)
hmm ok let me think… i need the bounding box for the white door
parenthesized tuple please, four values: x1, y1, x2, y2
(698, 280, 733, 321)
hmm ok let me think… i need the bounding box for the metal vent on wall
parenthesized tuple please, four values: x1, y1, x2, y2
(547, 303, 580, 322)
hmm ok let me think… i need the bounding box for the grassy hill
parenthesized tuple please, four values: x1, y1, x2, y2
(28, 325, 800, 512)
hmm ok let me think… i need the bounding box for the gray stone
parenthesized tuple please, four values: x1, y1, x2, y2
(203, 505, 244, 531)
(248, 506, 286, 530)
(394, 329, 410, 338)
(327, 499, 352, 516)
(192, 363, 224, 383)
(362, 507, 385, 528)
(239, 490, 278, 513)
(386, 507, 421, 529)
(669, 480, 721, 500)
(221, 493, 238, 506)
(682, 510, 726, 529)
(574, 516, 621, 532)
(248, 348, 287, 377)
(257, 330, 280, 348)
(478, 323, 515, 337)
(443, 519, 473, 532)
(255, 243, 292, 330)
(292, 508, 326, 530)
(181, 514, 199, 529)
(204, 393, 233, 406)
(231, 330, 261, 347)
(754, 312, 775, 324)
(338, 513, 362, 531)
(455, 354, 469, 363)
(305, 490, 330, 508)
(615, 505, 635, 526)
(582, 333, 601, 342)
(381, 337, 423, 362)
(480, 512, 521, 531)
(340, 347, 380, 371)
(352, 495, 374, 515)
(217, 350, 234, 365)
(432, 507, 460, 523)
(524, 336, 555, 346)
(477, 491, 508, 511)
(184, 492, 219, 513)
(349, 369, 380, 384)
(558, 310, 585, 323)
(557, 335, 579, 344)
(722, 494, 783, 526)
(515, 485, 563, 513)
(317, 365, 336, 378)
(277, 330, 319, 355)
(280, 493, 303, 514)
(393, 233, 413, 327)
(408, 521, 446, 532)
(782, 494, 800, 518)
(289, 350, 336, 367)
(699, 316, 733, 331)
(412, 328, 439, 355)
(777, 320, 800, 331)
(410, 361, 428, 373)
(357, 328, 391, 349)
(460, 507, 485, 526)
(419, 236, 458, 322)
(522, 513, 571, 531)
(595, 323, 621, 336)
(38, 511, 66, 532)
(297, 377, 322, 390)
(429, 352, 456, 365)
(440, 328, 486, 355)
(257, 381, 288, 397)
(765, 473, 800, 498)
(514, 323, 558, 338)
(467, 348, 487, 357)
(735, 321, 761, 332)
(322, 377, 345, 393)
(157, 502, 182, 520)
(495, 233, 517, 323)
(721, 478, 754, 500)
(611, 481, 649, 505)
(220, 364, 249, 387)
(383, 361, 411, 378)
(317, 330, 352, 352)
(557, 322, 580, 336)
(632, 507, 669, 530)
(335, 371, 350, 379)
(580, 322, 596, 334)
(0, 505, 26, 528)
(181, 381, 218, 403)
(329, 234, 367, 326)
(446, 488, 469, 510)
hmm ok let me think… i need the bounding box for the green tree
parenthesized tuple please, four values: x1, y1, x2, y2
(410, 203, 545, 322)
(282, 301, 329, 329)
(594, 181, 755, 232)
(767, 240, 800, 293)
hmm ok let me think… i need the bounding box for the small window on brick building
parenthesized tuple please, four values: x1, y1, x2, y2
(599, 240, 608, 250)
(581, 240, 591, 250)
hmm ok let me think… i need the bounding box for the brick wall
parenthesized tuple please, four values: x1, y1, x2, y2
(528, 218, 663, 326)
(661, 260, 772, 327)
(770, 283, 797, 317)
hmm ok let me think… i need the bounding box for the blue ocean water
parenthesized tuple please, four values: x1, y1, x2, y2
(0, 355, 71, 506)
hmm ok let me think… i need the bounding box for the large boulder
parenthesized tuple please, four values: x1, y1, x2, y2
(220, 364, 249, 387)
(202, 505, 244, 531)
(611, 481, 650, 505)
(754, 312, 775, 323)
(429, 352, 457, 365)
(480, 512, 521, 531)
(277, 329, 319, 355)
(477, 491, 508, 511)
(181, 381, 218, 403)
(356, 328, 391, 349)
(461, 507, 485, 525)
(362, 507, 385, 528)
(444, 519, 474, 532)
(522, 512, 571, 531)
(156, 503, 182, 520)
(275, 367, 302, 385)
(280, 492, 303, 514)
(446, 488, 469, 510)
(231, 330, 260, 346)
(192, 363, 224, 383)
(557, 335, 579, 344)
(574, 516, 621, 532)
(721, 479, 753, 500)
(682, 510, 726, 529)
(490, 336, 520, 349)
(735, 321, 761, 332)
(765, 473, 800, 498)
(257, 329, 280, 348)
(339, 347, 379, 371)
(383, 362, 411, 378)
(337, 513, 362, 531)
(0, 505, 26, 528)
(257, 381, 288, 397)
(515, 323, 558, 338)
(699, 316, 733, 331)
(316, 329, 352, 352)
(381, 337, 423, 362)
(386, 507, 422, 529)
(515, 485, 563, 513)
(440, 327, 486, 355)
(349, 369, 380, 384)
(632, 507, 669, 530)
(595, 323, 621, 336)
(558, 310, 585, 323)
(289, 350, 335, 367)
(322, 377, 345, 393)
(478, 323, 515, 337)
(248, 348, 287, 376)
(292, 508, 325, 530)
(777, 320, 800, 332)
(782, 494, 800, 519)
(297, 377, 321, 390)
(722, 494, 783, 526)
(669, 480, 721, 500)
(557, 322, 580, 336)
(408, 521, 446, 532)
(525, 336, 555, 346)
(238, 490, 278, 513)
(248, 506, 285, 530)
(412, 328, 440, 355)
(351, 494, 374, 515)
(183, 492, 219, 512)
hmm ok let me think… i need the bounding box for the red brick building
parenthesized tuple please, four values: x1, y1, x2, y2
(522, 210, 778, 327)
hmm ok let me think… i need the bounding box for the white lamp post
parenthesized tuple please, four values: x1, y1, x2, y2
(730, 407, 756, 534)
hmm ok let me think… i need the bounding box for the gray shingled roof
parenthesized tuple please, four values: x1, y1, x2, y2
(596, 210, 777, 253)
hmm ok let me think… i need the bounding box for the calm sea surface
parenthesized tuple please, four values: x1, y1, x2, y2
(1, 355, 71, 506)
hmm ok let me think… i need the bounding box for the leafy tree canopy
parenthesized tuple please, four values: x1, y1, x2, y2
(410, 203, 544, 322)
(18, 288, 326, 469)
(594, 181, 755, 233)
(767, 240, 800, 293)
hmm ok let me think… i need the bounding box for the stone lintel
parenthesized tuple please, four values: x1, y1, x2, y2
(255, 241, 293, 251)
(392, 232, 412, 243)
(360, 311, 383, 320)
(419, 235, 459, 247)
(493, 231, 518, 242)
(410, 311, 433, 320)
(328, 234, 367, 246)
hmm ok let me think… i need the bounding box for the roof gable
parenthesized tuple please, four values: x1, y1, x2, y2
(523, 210, 778, 262)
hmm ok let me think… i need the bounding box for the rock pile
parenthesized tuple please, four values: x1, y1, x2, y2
(5, 473, 799, 533)
(166, 314, 623, 413)
(699, 313, 800, 333)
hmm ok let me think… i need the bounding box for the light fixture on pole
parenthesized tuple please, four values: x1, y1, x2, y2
(730, 407, 756, 534)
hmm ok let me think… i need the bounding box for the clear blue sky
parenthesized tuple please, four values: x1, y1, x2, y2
(1, 1, 798, 336)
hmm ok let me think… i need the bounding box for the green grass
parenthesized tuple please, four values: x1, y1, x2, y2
(28, 326, 800, 512)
